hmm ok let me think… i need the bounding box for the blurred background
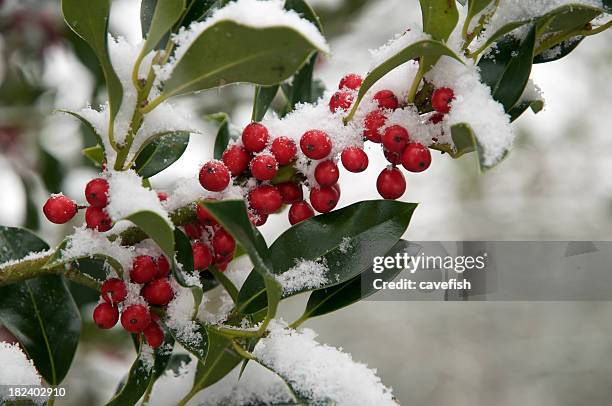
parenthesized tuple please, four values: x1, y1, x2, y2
(1, 0, 611, 404)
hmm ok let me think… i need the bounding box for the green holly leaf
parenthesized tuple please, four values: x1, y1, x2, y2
(237, 200, 417, 314)
(134, 131, 191, 178)
(299, 240, 421, 320)
(158, 20, 327, 100)
(189, 327, 242, 394)
(478, 24, 536, 112)
(0, 227, 80, 385)
(44, 238, 123, 277)
(201, 200, 282, 320)
(252, 85, 279, 122)
(126, 211, 175, 262)
(419, 0, 459, 41)
(140, 0, 186, 54)
(106, 330, 174, 406)
(61, 0, 123, 121)
(345, 40, 463, 122)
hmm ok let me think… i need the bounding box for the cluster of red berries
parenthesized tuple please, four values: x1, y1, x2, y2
(197, 74, 455, 224)
(92, 254, 173, 348)
(183, 203, 236, 272)
(42, 177, 113, 231)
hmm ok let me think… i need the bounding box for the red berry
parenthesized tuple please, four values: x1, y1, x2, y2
(340, 147, 368, 173)
(401, 143, 431, 172)
(310, 186, 339, 213)
(373, 90, 399, 110)
(363, 110, 386, 143)
(196, 202, 218, 227)
(314, 160, 339, 187)
(43, 195, 77, 224)
(248, 210, 268, 226)
(157, 191, 168, 201)
(214, 251, 233, 266)
(199, 161, 230, 192)
(93, 302, 119, 329)
(142, 279, 174, 306)
(143, 321, 164, 348)
(242, 122, 269, 152)
(270, 136, 297, 165)
(332, 183, 341, 199)
(222, 145, 251, 176)
(431, 87, 454, 114)
(183, 222, 203, 240)
(276, 181, 303, 204)
(376, 167, 406, 199)
(250, 154, 278, 181)
(339, 73, 362, 90)
(85, 178, 109, 208)
(383, 149, 402, 165)
(121, 304, 151, 333)
(101, 278, 127, 304)
(249, 185, 283, 215)
(329, 91, 353, 113)
(288, 201, 315, 225)
(85, 206, 112, 232)
(216, 260, 231, 272)
(212, 228, 235, 257)
(300, 130, 332, 160)
(192, 242, 212, 271)
(156, 255, 170, 278)
(429, 112, 444, 124)
(382, 125, 409, 153)
(131, 255, 158, 284)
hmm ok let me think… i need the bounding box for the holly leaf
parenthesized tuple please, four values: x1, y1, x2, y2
(106, 331, 174, 406)
(44, 238, 124, 277)
(345, 40, 463, 122)
(140, 0, 186, 54)
(159, 20, 327, 100)
(0, 227, 80, 385)
(57, 110, 105, 156)
(126, 211, 175, 261)
(533, 36, 584, 64)
(237, 200, 417, 314)
(478, 24, 536, 112)
(190, 327, 242, 393)
(301, 240, 421, 320)
(134, 131, 191, 178)
(61, 0, 123, 121)
(207, 113, 239, 160)
(419, 0, 459, 41)
(202, 200, 282, 320)
(252, 85, 279, 122)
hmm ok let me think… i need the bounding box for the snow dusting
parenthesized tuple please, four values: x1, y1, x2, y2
(0, 342, 42, 386)
(276, 259, 329, 294)
(253, 321, 398, 406)
(106, 169, 171, 224)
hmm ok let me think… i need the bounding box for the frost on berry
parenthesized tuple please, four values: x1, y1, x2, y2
(199, 160, 230, 192)
(242, 122, 269, 152)
(250, 154, 278, 181)
(373, 90, 399, 110)
(43, 194, 77, 224)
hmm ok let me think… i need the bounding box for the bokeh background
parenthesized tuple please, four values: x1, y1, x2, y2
(1, 0, 611, 404)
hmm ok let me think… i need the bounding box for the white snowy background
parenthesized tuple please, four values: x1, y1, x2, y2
(1, 0, 612, 405)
